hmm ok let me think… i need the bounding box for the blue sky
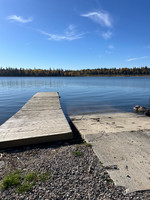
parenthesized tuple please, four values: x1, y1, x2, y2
(0, 0, 150, 70)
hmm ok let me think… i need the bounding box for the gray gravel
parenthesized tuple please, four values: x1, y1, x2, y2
(0, 128, 150, 200)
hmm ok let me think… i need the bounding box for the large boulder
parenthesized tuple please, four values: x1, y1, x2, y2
(133, 105, 148, 113)
(133, 105, 140, 112)
(133, 105, 150, 116)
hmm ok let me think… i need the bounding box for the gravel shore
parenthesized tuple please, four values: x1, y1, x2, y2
(0, 123, 150, 200)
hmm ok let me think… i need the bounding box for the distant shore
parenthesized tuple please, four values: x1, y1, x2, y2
(0, 66, 150, 77)
(1, 75, 150, 77)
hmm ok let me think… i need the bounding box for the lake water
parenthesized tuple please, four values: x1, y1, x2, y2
(0, 76, 150, 125)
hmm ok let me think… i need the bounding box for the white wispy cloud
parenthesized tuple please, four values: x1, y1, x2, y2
(7, 15, 33, 23)
(39, 25, 84, 41)
(127, 56, 148, 62)
(81, 11, 112, 27)
(108, 45, 114, 49)
(102, 31, 112, 40)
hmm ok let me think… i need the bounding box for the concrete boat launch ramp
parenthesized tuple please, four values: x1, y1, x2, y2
(0, 92, 72, 149)
(71, 113, 150, 193)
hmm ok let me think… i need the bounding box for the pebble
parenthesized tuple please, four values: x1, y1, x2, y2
(0, 161, 5, 168)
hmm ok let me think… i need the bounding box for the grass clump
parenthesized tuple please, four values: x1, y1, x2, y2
(72, 150, 84, 157)
(85, 143, 92, 147)
(38, 172, 51, 182)
(99, 161, 104, 168)
(0, 170, 52, 193)
(0, 170, 21, 190)
(17, 183, 33, 193)
(25, 172, 37, 182)
(82, 141, 92, 147)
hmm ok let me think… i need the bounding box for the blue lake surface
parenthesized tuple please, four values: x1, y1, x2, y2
(0, 76, 150, 125)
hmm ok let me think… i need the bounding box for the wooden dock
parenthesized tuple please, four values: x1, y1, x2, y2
(0, 92, 73, 149)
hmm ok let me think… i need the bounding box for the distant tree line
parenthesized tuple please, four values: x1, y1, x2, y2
(0, 67, 150, 76)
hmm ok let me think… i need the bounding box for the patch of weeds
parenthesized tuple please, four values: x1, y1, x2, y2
(0, 170, 21, 190)
(17, 171, 38, 193)
(17, 183, 34, 193)
(80, 141, 92, 147)
(25, 172, 37, 182)
(82, 140, 92, 147)
(99, 161, 104, 168)
(72, 150, 84, 157)
(85, 143, 92, 147)
(0, 170, 52, 193)
(38, 172, 51, 182)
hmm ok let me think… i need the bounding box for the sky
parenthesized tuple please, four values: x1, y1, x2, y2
(0, 0, 150, 70)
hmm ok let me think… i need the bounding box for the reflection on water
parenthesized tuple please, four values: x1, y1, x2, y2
(0, 76, 150, 125)
(0, 78, 65, 88)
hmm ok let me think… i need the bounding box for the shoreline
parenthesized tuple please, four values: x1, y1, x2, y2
(1, 75, 150, 77)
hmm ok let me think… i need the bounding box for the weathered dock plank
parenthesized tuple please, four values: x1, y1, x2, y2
(70, 113, 150, 193)
(0, 92, 72, 149)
